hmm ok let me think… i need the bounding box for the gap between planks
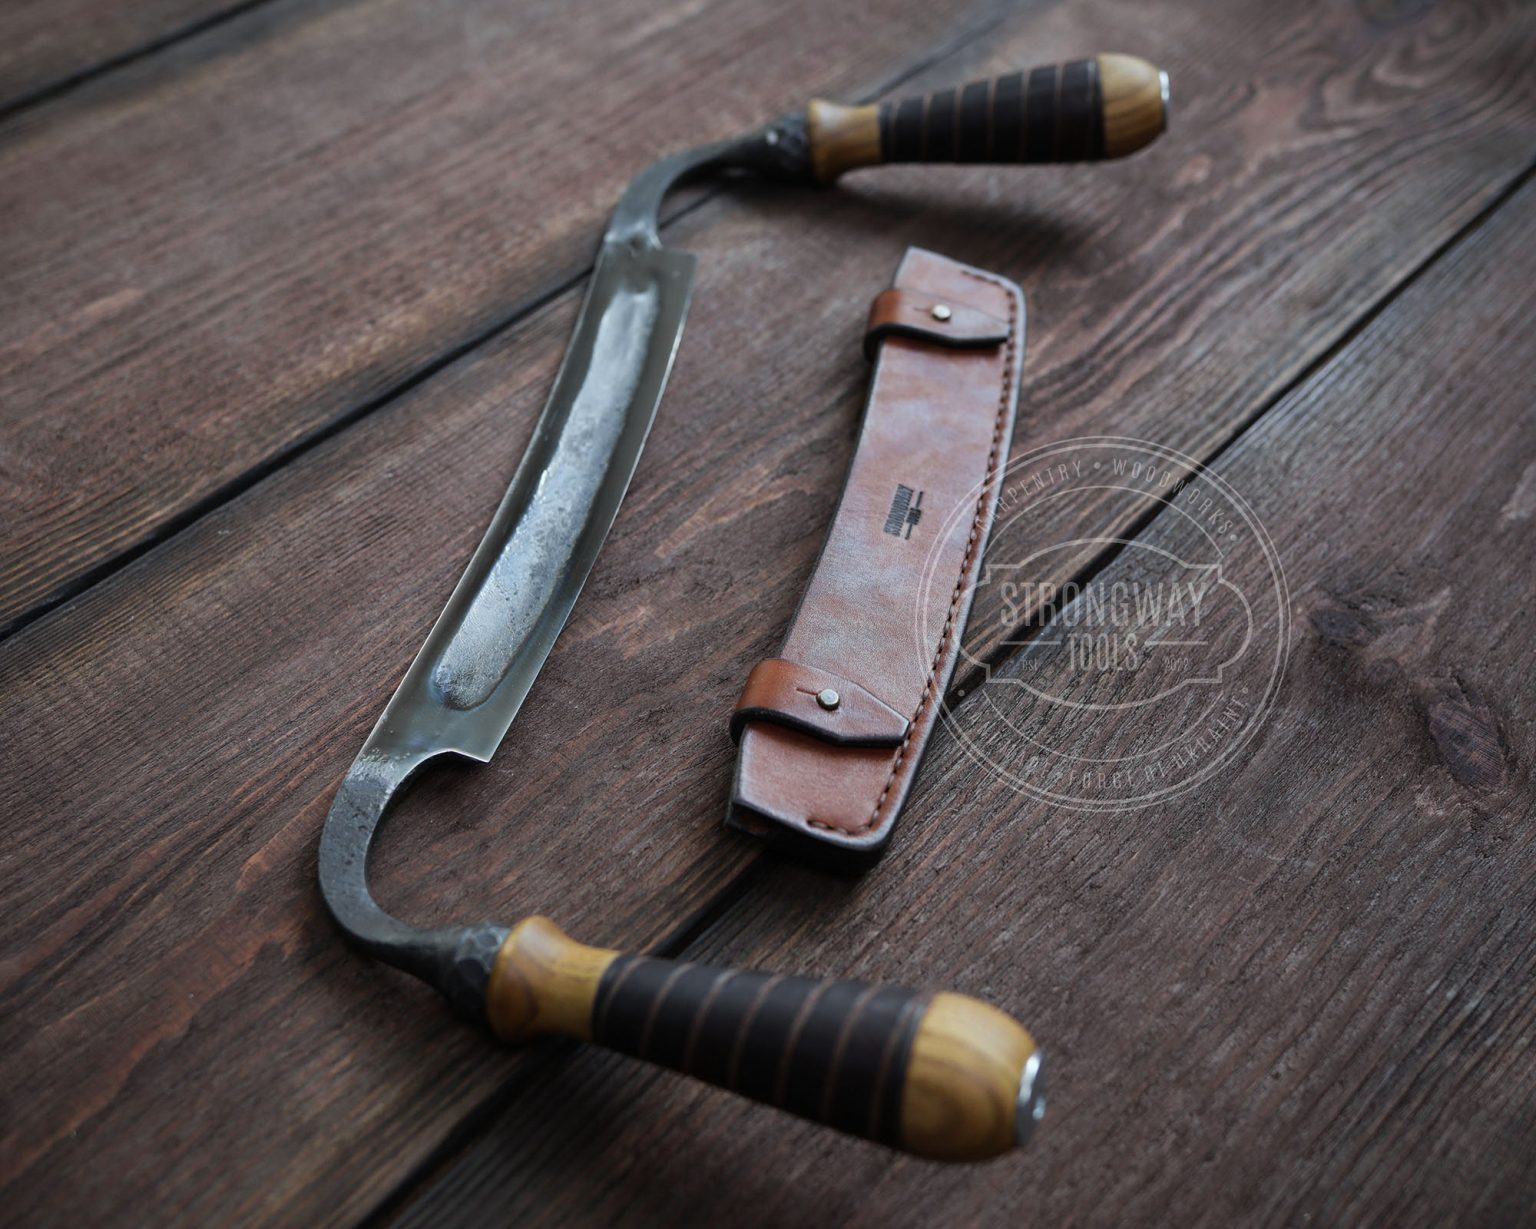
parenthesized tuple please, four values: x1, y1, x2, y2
(947, 156, 1536, 706)
(0, 0, 274, 124)
(0, 3, 1011, 645)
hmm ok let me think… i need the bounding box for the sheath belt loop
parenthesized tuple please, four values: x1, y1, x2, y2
(726, 247, 1026, 871)
(730, 659, 909, 746)
(863, 287, 1010, 361)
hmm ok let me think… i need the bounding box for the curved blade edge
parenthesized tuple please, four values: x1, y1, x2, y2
(363, 240, 697, 763)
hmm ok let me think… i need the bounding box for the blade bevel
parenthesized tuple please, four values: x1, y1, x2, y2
(365, 239, 696, 764)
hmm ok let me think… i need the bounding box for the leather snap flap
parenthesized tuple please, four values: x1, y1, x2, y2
(730, 659, 909, 746)
(863, 287, 1010, 360)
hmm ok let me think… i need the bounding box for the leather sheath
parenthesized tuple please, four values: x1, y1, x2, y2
(726, 248, 1024, 869)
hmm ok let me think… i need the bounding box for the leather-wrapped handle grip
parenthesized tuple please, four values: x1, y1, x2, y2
(805, 53, 1167, 181)
(486, 916, 1044, 1161)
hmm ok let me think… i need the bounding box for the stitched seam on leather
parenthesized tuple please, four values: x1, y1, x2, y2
(808, 267, 1016, 836)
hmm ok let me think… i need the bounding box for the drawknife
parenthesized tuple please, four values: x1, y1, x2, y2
(319, 55, 1167, 1159)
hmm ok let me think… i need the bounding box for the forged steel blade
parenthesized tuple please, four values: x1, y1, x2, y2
(316, 132, 775, 983)
(367, 239, 695, 765)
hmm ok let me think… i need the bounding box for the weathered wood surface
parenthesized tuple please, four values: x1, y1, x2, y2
(0, 0, 264, 116)
(0, 0, 990, 634)
(0, 0, 1533, 1226)
(3, 0, 1533, 638)
(394, 179, 1536, 1229)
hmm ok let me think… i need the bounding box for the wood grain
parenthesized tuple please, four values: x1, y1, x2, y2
(0, 0, 987, 633)
(1, 0, 1531, 637)
(390, 176, 1536, 1229)
(806, 99, 882, 182)
(955, 0, 1536, 672)
(487, 917, 616, 1044)
(1099, 51, 1166, 157)
(0, 0, 1532, 1224)
(899, 992, 1036, 1161)
(0, 0, 257, 113)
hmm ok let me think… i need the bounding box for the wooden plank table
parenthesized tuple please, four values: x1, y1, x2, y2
(2, 1, 1532, 1225)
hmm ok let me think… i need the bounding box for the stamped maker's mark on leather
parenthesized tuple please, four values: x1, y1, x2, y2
(884, 484, 925, 539)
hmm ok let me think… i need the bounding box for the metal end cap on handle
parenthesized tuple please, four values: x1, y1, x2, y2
(1015, 1050, 1047, 1145)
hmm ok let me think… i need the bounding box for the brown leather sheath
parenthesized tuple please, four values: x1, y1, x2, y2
(726, 248, 1024, 869)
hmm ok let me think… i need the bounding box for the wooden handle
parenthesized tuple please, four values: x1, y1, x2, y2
(805, 53, 1167, 181)
(486, 916, 1043, 1161)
